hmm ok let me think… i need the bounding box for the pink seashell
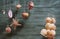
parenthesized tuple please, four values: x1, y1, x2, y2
(5, 27, 11, 33)
(29, 1, 34, 10)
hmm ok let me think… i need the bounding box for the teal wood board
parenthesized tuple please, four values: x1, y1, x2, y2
(0, 0, 60, 39)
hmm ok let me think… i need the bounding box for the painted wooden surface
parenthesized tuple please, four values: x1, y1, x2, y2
(0, 0, 60, 39)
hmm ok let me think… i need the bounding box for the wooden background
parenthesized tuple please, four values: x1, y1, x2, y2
(0, 0, 60, 39)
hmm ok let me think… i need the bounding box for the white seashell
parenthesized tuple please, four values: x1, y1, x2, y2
(51, 18, 56, 24)
(49, 24, 56, 30)
(40, 29, 47, 36)
(8, 9, 13, 18)
(45, 23, 56, 30)
(3, 11, 5, 14)
(45, 23, 51, 30)
(30, 1, 34, 6)
(46, 17, 52, 23)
